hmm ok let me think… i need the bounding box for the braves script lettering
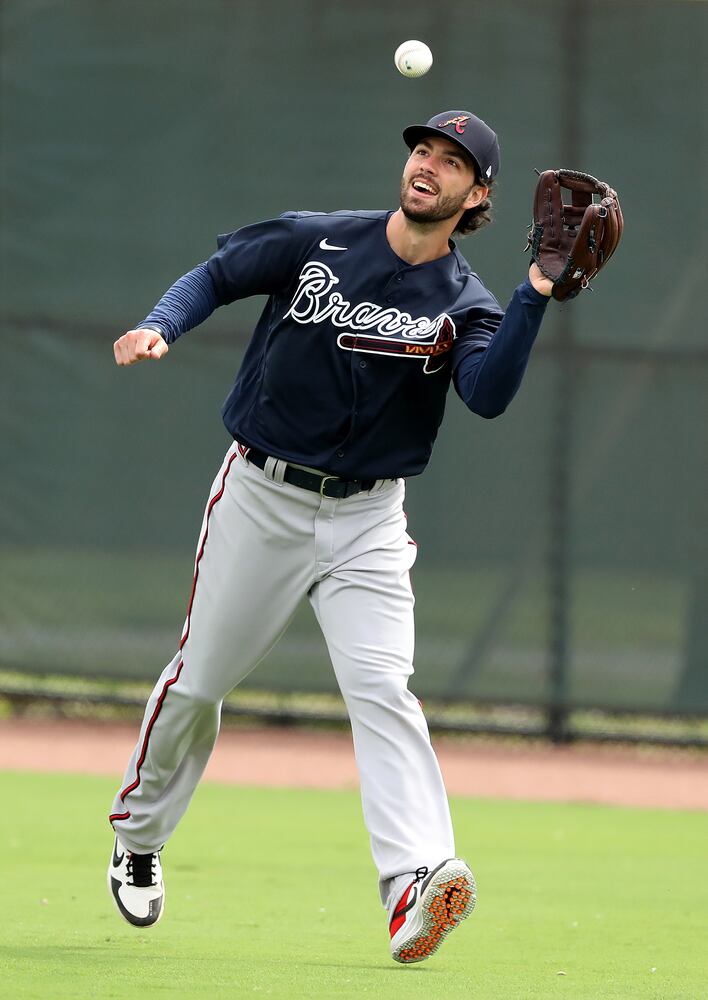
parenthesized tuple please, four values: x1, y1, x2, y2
(284, 261, 456, 374)
(285, 261, 455, 340)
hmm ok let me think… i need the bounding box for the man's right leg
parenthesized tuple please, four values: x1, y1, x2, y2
(108, 445, 316, 870)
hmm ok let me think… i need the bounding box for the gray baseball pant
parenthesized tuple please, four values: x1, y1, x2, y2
(109, 442, 455, 901)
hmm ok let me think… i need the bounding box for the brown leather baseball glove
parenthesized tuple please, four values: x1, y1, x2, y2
(527, 169, 624, 301)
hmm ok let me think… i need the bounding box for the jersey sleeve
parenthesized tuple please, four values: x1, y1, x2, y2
(452, 302, 505, 361)
(138, 262, 219, 345)
(205, 212, 302, 303)
(452, 278, 549, 418)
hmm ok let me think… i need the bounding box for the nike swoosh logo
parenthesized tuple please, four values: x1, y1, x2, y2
(112, 841, 125, 867)
(319, 238, 348, 251)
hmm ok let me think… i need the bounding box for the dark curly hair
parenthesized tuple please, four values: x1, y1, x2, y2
(454, 177, 495, 236)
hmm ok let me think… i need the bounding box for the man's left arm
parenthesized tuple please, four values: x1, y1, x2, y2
(452, 263, 552, 418)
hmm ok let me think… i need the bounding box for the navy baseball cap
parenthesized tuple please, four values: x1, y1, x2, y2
(403, 110, 500, 182)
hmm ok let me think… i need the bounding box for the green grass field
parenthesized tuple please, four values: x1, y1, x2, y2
(2, 771, 706, 999)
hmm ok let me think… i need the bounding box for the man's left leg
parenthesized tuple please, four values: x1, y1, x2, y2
(308, 481, 475, 962)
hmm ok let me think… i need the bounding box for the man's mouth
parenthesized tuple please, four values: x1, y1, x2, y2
(411, 178, 438, 197)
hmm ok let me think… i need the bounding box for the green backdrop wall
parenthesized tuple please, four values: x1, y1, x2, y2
(1, 0, 706, 715)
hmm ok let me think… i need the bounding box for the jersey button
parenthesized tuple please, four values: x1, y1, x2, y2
(396, 275, 403, 282)
(358, 360, 367, 368)
(336, 449, 345, 458)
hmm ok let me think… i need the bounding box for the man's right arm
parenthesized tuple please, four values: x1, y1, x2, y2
(113, 214, 302, 367)
(113, 327, 169, 366)
(113, 262, 219, 366)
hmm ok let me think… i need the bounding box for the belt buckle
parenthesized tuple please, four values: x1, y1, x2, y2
(319, 475, 339, 498)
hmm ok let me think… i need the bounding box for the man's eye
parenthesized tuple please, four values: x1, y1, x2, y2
(447, 159, 459, 168)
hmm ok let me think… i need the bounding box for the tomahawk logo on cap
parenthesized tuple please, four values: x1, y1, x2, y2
(435, 115, 471, 134)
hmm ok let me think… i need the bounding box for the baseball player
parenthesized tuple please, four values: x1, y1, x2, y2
(107, 109, 553, 963)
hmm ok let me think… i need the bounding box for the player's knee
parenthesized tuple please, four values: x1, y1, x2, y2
(172, 677, 224, 709)
(344, 667, 412, 708)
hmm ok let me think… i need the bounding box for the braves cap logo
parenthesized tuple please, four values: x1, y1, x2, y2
(436, 115, 470, 135)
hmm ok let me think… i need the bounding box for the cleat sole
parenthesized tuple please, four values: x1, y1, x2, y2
(392, 860, 476, 964)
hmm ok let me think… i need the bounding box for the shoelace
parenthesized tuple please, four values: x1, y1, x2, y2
(412, 866, 429, 883)
(127, 852, 157, 888)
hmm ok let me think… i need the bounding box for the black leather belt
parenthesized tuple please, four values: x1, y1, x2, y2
(245, 446, 376, 499)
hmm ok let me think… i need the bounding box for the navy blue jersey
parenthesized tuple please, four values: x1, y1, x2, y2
(141, 209, 549, 479)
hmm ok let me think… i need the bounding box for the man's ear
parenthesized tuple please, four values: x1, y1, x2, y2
(464, 184, 489, 210)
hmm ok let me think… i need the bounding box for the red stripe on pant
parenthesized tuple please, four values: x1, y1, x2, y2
(179, 448, 241, 650)
(109, 448, 240, 826)
(109, 658, 185, 822)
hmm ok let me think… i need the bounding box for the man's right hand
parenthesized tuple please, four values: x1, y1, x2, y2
(113, 328, 169, 366)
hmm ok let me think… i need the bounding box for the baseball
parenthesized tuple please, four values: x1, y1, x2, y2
(394, 40, 433, 78)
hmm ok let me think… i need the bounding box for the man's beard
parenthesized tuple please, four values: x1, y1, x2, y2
(399, 177, 475, 225)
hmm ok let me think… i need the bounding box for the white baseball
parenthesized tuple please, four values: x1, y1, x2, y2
(394, 40, 433, 78)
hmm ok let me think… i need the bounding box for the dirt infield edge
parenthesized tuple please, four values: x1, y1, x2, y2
(1, 717, 707, 810)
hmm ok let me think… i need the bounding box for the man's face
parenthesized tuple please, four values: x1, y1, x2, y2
(400, 136, 488, 226)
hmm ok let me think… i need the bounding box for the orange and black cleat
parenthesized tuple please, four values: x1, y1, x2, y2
(388, 858, 476, 964)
